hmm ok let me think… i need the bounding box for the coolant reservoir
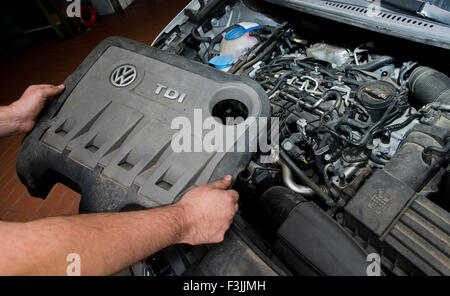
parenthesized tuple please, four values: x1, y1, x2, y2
(220, 22, 260, 61)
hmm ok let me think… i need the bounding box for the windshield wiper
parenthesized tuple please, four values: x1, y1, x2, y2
(381, 0, 450, 25)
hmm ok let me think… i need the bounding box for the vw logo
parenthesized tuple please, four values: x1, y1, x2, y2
(110, 65, 137, 87)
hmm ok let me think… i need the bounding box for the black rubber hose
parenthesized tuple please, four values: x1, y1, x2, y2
(322, 89, 342, 109)
(327, 97, 399, 148)
(191, 25, 212, 43)
(423, 141, 450, 156)
(238, 41, 277, 75)
(345, 55, 395, 72)
(260, 186, 371, 276)
(341, 118, 371, 130)
(422, 139, 450, 165)
(409, 66, 450, 105)
(260, 186, 306, 229)
(280, 150, 335, 206)
(373, 113, 420, 135)
(267, 70, 293, 97)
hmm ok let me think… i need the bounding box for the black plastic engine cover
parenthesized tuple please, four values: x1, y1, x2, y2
(16, 36, 270, 213)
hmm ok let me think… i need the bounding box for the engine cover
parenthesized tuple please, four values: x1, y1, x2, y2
(16, 37, 270, 213)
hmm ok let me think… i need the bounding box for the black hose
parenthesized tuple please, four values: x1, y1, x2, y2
(238, 41, 277, 75)
(346, 55, 395, 72)
(373, 113, 420, 135)
(341, 118, 371, 130)
(327, 97, 400, 148)
(232, 23, 288, 74)
(267, 70, 294, 97)
(422, 139, 450, 165)
(191, 25, 211, 43)
(409, 66, 450, 105)
(260, 186, 306, 229)
(322, 89, 342, 109)
(280, 150, 335, 207)
(423, 141, 450, 156)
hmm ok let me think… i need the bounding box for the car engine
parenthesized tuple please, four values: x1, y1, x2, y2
(151, 0, 450, 276)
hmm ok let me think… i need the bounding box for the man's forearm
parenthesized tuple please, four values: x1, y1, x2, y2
(0, 205, 186, 275)
(0, 105, 23, 137)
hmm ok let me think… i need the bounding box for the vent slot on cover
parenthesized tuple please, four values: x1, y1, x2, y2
(324, 1, 435, 28)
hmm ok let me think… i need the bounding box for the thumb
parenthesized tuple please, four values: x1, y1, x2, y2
(39, 84, 65, 98)
(208, 175, 233, 190)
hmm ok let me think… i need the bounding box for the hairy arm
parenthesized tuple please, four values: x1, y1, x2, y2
(0, 84, 64, 137)
(0, 176, 238, 275)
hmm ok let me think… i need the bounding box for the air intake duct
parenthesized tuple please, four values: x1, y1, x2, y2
(261, 187, 369, 276)
(409, 66, 450, 105)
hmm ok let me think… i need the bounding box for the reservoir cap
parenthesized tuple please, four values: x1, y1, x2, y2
(209, 56, 235, 69)
(225, 22, 261, 40)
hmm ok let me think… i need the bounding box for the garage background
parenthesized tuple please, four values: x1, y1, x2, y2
(0, 0, 190, 222)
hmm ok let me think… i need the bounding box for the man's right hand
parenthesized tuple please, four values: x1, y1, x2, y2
(175, 175, 239, 245)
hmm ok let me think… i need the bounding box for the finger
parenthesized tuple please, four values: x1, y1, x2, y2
(208, 175, 232, 190)
(33, 84, 63, 91)
(38, 84, 65, 98)
(228, 189, 239, 204)
(35, 84, 58, 89)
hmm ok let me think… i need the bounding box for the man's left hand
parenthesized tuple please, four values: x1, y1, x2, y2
(9, 84, 65, 133)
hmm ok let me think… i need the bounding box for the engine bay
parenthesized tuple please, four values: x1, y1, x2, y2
(151, 0, 450, 276)
(15, 0, 450, 276)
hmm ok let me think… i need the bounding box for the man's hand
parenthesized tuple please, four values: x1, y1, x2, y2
(7, 84, 65, 134)
(175, 175, 239, 245)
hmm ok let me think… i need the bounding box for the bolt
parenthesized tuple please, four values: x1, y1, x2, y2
(211, 18, 219, 26)
(324, 154, 332, 161)
(326, 199, 335, 207)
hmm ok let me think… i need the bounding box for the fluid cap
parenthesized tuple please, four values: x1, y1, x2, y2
(239, 22, 261, 32)
(225, 22, 261, 40)
(209, 56, 235, 69)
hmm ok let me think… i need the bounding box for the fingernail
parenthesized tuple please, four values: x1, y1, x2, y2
(224, 175, 232, 181)
(58, 84, 65, 89)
